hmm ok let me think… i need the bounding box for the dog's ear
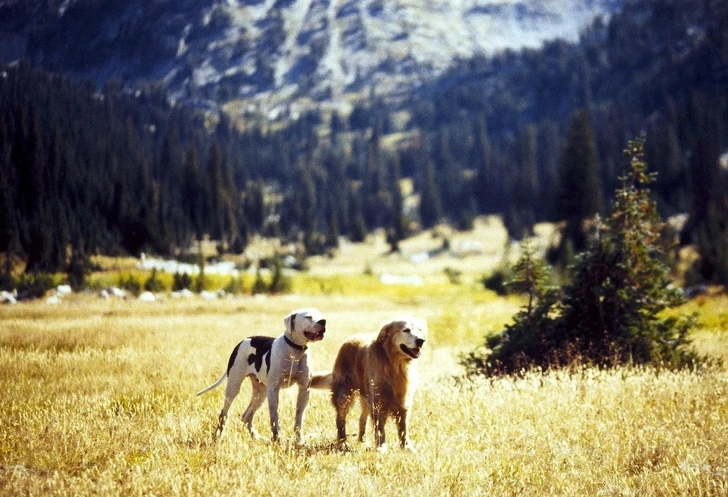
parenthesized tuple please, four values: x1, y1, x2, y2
(375, 321, 397, 345)
(284, 312, 296, 333)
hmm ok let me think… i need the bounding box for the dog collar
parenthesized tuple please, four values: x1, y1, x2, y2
(284, 335, 307, 351)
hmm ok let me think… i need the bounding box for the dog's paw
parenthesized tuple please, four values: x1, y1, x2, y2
(248, 430, 267, 442)
(375, 443, 389, 454)
(213, 427, 225, 442)
(403, 442, 417, 453)
(336, 440, 352, 452)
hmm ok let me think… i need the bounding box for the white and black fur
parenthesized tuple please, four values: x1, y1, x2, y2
(197, 308, 327, 443)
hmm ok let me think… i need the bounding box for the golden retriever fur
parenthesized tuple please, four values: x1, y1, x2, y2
(329, 317, 427, 451)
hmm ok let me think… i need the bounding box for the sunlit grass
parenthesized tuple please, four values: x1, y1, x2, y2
(1, 289, 727, 496)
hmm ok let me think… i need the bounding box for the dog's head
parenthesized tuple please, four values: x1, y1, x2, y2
(376, 317, 427, 360)
(285, 308, 326, 344)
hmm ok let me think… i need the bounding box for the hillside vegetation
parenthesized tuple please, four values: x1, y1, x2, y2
(2, 0, 727, 289)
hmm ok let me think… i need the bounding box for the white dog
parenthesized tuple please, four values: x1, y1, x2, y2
(197, 308, 327, 443)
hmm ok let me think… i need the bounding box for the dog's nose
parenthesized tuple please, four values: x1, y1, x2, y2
(415, 338, 425, 347)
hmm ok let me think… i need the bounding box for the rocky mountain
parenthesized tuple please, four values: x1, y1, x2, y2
(0, 0, 623, 114)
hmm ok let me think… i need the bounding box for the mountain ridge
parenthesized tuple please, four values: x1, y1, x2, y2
(0, 0, 623, 114)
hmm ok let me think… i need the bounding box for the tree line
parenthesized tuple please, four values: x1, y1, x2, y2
(1, 0, 727, 288)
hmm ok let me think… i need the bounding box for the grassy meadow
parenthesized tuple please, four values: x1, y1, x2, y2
(2, 221, 728, 496)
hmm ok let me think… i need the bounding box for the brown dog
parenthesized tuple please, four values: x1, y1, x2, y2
(326, 317, 427, 451)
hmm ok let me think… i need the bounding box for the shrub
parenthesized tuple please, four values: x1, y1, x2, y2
(482, 267, 511, 295)
(144, 269, 166, 293)
(172, 272, 193, 291)
(118, 273, 142, 296)
(252, 268, 267, 295)
(224, 274, 246, 295)
(464, 139, 703, 375)
(268, 257, 291, 294)
(444, 267, 462, 284)
(0, 272, 14, 291)
(16, 272, 56, 298)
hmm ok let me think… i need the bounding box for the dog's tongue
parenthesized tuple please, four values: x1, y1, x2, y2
(411, 348, 421, 358)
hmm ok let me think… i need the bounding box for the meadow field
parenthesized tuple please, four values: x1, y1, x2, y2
(1, 223, 728, 496)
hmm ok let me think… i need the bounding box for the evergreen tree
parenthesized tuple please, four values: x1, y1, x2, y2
(204, 141, 226, 240)
(182, 146, 204, 244)
(0, 161, 16, 276)
(473, 116, 497, 213)
(510, 124, 539, 238)
(348, 184, 368, 243)
(295, 165, 317, 254)
(387, 157, 406, 252)
(537, 120, 562, 220)
(465, 139, 701, 375)
(13, 106, 54, 272)
(688, 99, 728, 284)
(556, 109, 603, 255)
(242, 179, 266, 231)
(419, 159, 442, 229)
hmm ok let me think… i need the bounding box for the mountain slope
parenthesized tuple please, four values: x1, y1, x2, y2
(0, 0, 622, 111)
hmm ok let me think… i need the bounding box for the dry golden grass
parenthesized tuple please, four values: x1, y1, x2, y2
(1, 286, 727, 496)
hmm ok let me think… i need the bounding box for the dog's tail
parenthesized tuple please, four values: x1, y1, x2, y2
(196, 371, 227, 396)
(310, 372, 333, 389)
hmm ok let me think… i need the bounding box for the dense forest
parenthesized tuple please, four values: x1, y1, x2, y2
(1, 0, 727, 286)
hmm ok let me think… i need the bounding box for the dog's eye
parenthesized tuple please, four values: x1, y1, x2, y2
(403, 328, 411, 333)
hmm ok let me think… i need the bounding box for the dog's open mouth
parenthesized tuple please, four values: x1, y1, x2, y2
(400, 344, 421, 359)
(304, 330, 324, 341)
(304, 320, 326, 342)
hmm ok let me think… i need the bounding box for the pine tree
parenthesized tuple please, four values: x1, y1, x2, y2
(182, 146, 203, 244)
(465, 138, 701, 375)
(387, 157, 406, 252)
(204, 141, 226, 240)
(557, 109, 603, 255)
(419, 159, 442, 229)
(473, 116, 496, 213)
(511, 124, 539, 238)
(242, 179, 266, 231)
(537, 120, 561, 220)
(0, 161, 16, 277)
(348, 184, 368, 243)
(688, 97, 727, 284)
(295, 165, 317, 254)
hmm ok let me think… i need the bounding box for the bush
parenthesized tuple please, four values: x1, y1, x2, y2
(252, 268, 267, 295)
(464, 139, 703, 376)
(224, 275, 246, 295)
(118, 273, 142, 296)
(0, 272, 14, 291)
(444, 267, 462, 285)
(16, 272, 57, 298)
(172, 272, 193, 291)
(482, 267, 511, 295)
(268, 257, 291, 294)
(144, 269, 166, 293)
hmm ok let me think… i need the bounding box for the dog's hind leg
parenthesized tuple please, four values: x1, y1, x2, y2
(357, 395, 369, 444)
(215, 367, 246, 440)
(241, 378, 266, 440)
(332, 387, 354, 447)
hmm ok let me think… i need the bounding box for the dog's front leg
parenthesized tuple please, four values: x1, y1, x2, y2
(396, 409, 414, 451)
(372, 410, 388, 452)
(293, 380, 310, 445)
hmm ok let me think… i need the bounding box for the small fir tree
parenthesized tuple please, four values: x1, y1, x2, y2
(464, 139, 701, 375)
